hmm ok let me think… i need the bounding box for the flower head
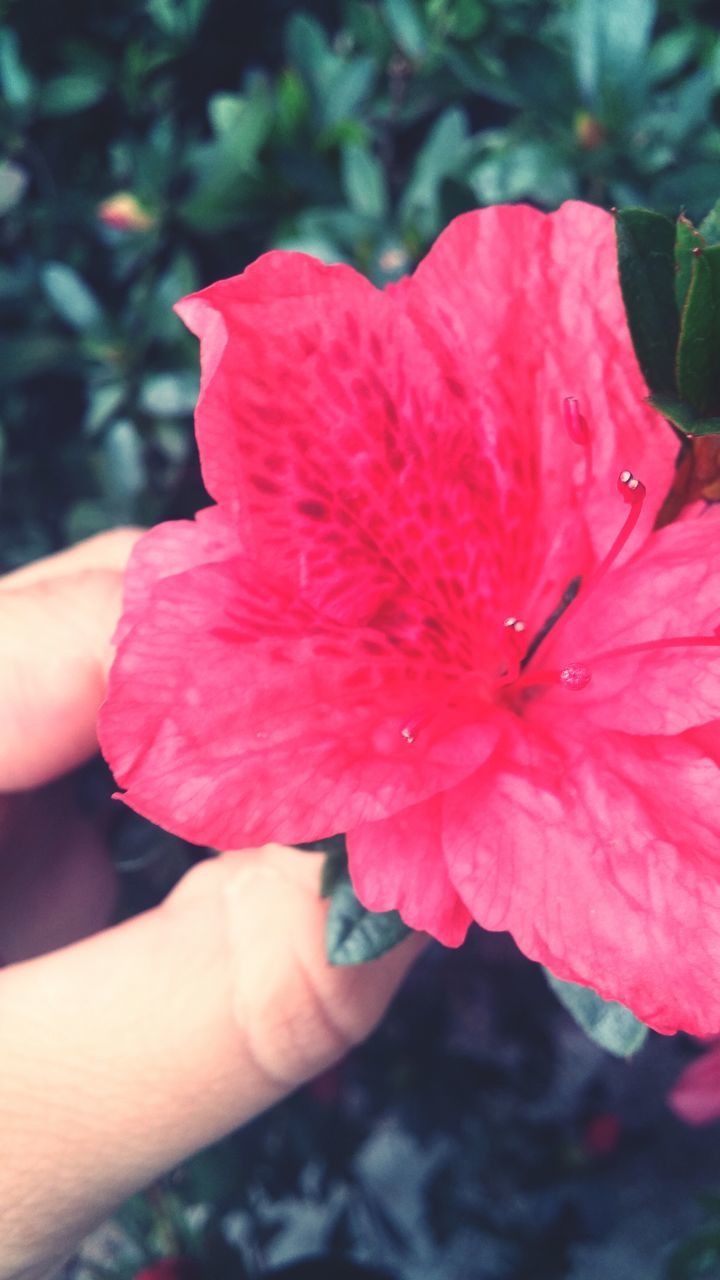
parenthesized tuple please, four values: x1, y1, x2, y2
(99, 202, 720, 1036)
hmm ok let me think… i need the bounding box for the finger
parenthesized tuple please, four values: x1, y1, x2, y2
(0, 528, 141, 592)
(0, 530, 142, 791)
(0, 845, 424, 1280)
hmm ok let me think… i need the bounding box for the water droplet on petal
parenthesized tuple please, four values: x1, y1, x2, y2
(559, 663, 592, 691)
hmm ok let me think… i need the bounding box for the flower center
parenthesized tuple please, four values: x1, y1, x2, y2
(399, 396, 720, 746)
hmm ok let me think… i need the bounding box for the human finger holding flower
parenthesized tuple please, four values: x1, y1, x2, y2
(0, 535, 421, 1280)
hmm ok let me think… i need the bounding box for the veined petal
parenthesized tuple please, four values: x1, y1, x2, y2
(531, 507, 720, 735)
(408, 201, 676, 570)
(99, 556, 502, 850)
(347, 797, 472, 947)
(443, 725, 720, 1035)
(116, 504, 244, 645)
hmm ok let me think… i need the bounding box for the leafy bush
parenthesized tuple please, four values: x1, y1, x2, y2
(1, 0, 719, 566)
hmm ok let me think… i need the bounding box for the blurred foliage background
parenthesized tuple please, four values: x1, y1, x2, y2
(2, 0, 720, 568)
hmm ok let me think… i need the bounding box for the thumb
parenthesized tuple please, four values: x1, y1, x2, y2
(0, 843, 423, 1280)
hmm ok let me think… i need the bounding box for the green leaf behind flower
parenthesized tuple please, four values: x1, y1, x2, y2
(545, 969, 650, 1057)
(325, 863, 412, 966)
(614, 206, 678, 395)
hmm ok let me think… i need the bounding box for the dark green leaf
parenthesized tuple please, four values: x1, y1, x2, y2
(674, 214, 705, 312)
(615, 206, 678, 394)
(38, 72, 107, 116)
(676, 244, 720, 414)
(649, 393, 720, 437)
(545, 970, 650, 1057)
(382, 0, 427, 59)
(326, 868, 412, 966)
(570, 0, 656, 120)
(41, 263, 104, 332)
(341, 143, 388, 220)
(0, 26, 33, 110)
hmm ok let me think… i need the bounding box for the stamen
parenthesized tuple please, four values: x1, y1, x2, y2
(563, 395, 593, 501)
(529, 467, 647, 670)
(563, 397, 589, 446)
(500, 616, 527, 685)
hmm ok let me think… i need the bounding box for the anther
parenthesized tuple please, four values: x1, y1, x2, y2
(500, 616, 528, 685)
(563, 397, 590, 446)
(617, 469, 646, 504)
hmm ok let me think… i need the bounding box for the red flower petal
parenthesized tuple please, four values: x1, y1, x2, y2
(347, 796, 472, 946)
(408, 201, 675, 560)
(116, 504, 243, 644)
(444, 726, 720, 1035)
(100, 555, 501, 849)
(528, 508, 720, 735)
(669, 1040, 720, 1124)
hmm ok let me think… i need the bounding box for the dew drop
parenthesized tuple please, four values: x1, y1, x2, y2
(559, 663, 592, 691)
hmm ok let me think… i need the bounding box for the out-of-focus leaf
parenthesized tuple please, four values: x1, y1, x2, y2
(0, 27, 33, 110)
(84, 382, 125, 436)
(341, 144, 388, 220)
(545, 970, 650, 1057)
(470, 140, 575, 207)
(100, 419, 146, 505)
(40, 263, 104, 332)
(139, 371, 199, 417)
(399, 107, 469, 236)
(0, 335, 72, 383)
(382, 0, 427, 59)
(285, 12, 332, 89)
(38, 72, 107, 116)
(148, 0, 210, 39)
(0, 160, 27, 216)
(615, 206, 678, 394)
(699, 198, 720, 247)
(321, 57, 377, 127)
(570, 0, 656, 120)
(648, 26, 698, 84)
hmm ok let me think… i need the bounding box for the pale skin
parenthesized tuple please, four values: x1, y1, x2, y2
(0, 530, 424, 1280)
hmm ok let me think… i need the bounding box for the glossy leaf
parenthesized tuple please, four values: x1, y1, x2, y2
(674, 214, 704, 313)
(326, 867, 412, 966)
(615, 206, 678, 395)
(649, 394, 720, 437)
(676, 244, 720, 414)
(545, 970, 650, 1057)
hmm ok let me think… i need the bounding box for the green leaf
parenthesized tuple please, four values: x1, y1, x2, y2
(615, 206, 678, 395)
(40, 263, 104, 332)
(570, 0, 656, 120)
(382, 0, 427, 58)
(139, 371, 199, 417)
(699, 198, 720, 247)
(676, 244, 720, 414)
(38, 72, 107, 116)
(326, 868, 412, 966)
(649, 393, 720, 437)
(674, 214, 705, 312)
(545, 970, 650, 1057)
(341, 144, 388, 221)
(0, 160, 28, 216)
(0, 27, 34, 110)
(399, 107, 468, 237)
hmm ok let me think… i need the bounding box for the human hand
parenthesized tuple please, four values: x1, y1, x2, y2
(0, 533, 423, 1280)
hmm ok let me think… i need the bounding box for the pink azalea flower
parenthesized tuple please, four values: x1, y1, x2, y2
(669, 1040, 720, 1125)
(99, 202, 720, 1036)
